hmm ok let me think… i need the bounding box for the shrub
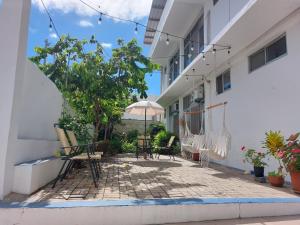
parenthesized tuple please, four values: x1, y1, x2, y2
(126, 129, 139, 143)
(121, 141, 136, 153)
(148, 123, 166, 138)
(108, 133, 122, 155)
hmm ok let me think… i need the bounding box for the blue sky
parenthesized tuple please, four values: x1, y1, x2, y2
(25, 0, 160, 96)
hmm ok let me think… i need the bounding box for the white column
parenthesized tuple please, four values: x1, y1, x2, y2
(178, 96, 184, 139)
(0, 0, 31, 199)
(179, 39, 185, 73)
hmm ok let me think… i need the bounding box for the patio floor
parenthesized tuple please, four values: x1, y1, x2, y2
(4, 155, 299, 202)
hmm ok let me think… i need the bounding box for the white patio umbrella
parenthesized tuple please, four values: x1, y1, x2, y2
(125, 100, 164, 138)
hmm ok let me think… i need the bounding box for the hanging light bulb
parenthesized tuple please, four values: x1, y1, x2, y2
(227, 47, 231, 54)
(212, 48, 216, 54)
(188, 53, 192, 58)
(134, 23, 138, 35)
(190, 42, 194, 52)
(202, 54, 206, 61)
(175, 59, 178, 65)
(98, 13, 102, 25)
(186, 76, 189, 81)
(166, 34, 170, 45)
(49, 19, 53, 32)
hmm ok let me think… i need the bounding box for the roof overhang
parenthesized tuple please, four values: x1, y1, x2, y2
(143, 0, 167, 45)
(156, 0, 300, 106)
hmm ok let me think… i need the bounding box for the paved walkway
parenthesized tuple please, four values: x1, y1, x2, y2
(163, 215, 300, 225)
(4, 155, 299, 202)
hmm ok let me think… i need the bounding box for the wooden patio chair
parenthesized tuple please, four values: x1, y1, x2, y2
(52, 127, 101, 189)
(136, 135, 152, 159)
(66, 130, 103, 175)
(156, 136, 176, 160)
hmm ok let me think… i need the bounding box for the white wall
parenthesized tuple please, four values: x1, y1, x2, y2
(18, 60, 63, 141)
(204, 0, 250, 45)
(203, 11, 300, 178)
(0, 0, 63, 199)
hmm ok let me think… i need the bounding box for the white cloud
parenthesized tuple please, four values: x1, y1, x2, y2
(49, 32, 58, 39)
(101, 42, 112, 49)
(32, 0, 152, 21)
(78, 19, 94, 27)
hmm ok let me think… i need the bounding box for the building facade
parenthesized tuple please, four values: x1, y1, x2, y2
(144, 0, 300, 174)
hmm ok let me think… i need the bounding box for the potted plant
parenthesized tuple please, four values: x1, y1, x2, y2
(268, 171, 285, 187)
(278, 133, 300, 193)
(241, 146, 267, 177)
(263, 131, 285, 187)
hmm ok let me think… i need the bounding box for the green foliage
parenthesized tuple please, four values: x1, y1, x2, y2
(126, 129, 139, 143)
(58, 113, 92, 144)
(263, 131, 285, 157)
(148, 123, 166, 137)
(108, 134, 122, 155)
(268, 171, 283, 177)
(30, 35, 159, 142)
(121, 141, 136, 153)
(242, 148, 267, 167)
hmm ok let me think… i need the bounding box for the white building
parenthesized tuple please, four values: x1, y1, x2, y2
(144, 0, 300, 174)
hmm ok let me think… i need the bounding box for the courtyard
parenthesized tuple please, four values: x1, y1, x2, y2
(4, 155, 298, 203)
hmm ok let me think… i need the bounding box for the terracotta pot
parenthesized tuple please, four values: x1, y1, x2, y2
(192, 153, 199, 161)
(268, 175, 284, 187)
(254, 166, 264, 177)
(290, 171, 300, 194)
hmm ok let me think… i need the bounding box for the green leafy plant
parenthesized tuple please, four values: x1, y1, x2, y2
(31, 35, 159, 143)
(241, 146, 267, 167)
(278, 133, 300, 172)
(268, 171, 282, 177)
(263, 131, 285, 175)
(121, 141, 136, 153)
(148, 123, 166, 138)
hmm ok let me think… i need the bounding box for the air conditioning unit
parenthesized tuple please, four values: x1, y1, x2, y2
(194, 85, 204, 103)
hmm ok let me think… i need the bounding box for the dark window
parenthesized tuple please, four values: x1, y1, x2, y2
(183, 94, 192, 111)
(249, 49, 265, 72)
(249, 34, 287, 72)
(213, 0, 219, 5)
(216, 69, 231, 95)
(266, 35, 287, 62)
(184, 16, 204, 68)
(169, 51, 179, 84)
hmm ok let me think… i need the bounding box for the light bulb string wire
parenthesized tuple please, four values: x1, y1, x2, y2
(40, 0, 60, 38)
(78, 0, 230, 49)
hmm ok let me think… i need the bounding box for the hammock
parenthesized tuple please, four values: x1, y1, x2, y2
(205, 104, 231, 160)
(181, 104, 231, 161)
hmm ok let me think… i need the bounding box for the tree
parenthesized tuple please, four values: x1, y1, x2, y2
(31, 35, 158, 142)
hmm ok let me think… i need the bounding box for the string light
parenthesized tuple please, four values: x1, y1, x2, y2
(175, 60, 178, 64)
(98, 13, 102, 25)
(49, 19, 53, 32)
(166, 34, 170, 45)
(213, 48, 216, 54)
(134, 23, 138, 35)
(202, 54, 206, 61)
(227, 47, 231, 54)
(190, 41, 194, 52)
(188, 53, 192, 58)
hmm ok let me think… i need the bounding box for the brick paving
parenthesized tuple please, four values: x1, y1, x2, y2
(4, 155, 299, 202)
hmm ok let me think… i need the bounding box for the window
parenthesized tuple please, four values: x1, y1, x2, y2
(216, 69, 231, 95)
(183, 94, 192, 111)
(249, 35, 287, 72)
(169, 51, 180, 84)
(184, 16, 204, 68)
(213, 0, 219, 5)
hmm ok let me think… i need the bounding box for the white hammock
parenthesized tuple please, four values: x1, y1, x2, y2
(205, 104, 231, 160)
(181, 104, 230, 160)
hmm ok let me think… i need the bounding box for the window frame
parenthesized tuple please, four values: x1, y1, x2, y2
(216, 69, 231, 95)
(248, 34, 287, 73)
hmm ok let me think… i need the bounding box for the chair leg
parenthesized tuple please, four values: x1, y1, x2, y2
(88, 159, 98, 188)
(60, 160, 74, 181)
(93, 159, 100, 179)
(52, 160, 67, 188)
